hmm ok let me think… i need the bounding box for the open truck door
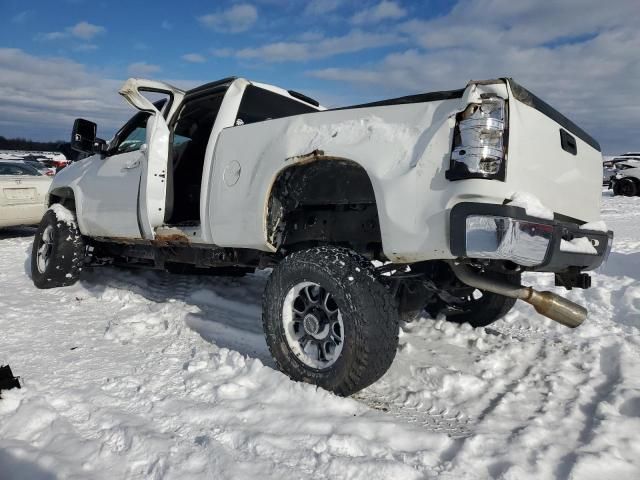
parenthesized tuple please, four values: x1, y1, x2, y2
(118, 78, 185, 239)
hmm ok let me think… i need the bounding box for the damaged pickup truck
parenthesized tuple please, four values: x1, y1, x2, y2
(31, 76, 613, 395)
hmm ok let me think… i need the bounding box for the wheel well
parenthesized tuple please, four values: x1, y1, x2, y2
(266, 159, 383, 258)
(48, 187, 76, 211)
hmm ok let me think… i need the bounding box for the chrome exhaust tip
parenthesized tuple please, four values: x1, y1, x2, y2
(449, 263, 587, 328)
(520, 288, 586, 328)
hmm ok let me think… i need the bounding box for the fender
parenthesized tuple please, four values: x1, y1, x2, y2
(46, 158, 95, 235)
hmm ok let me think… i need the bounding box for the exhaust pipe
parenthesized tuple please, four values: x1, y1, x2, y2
(449, 263, 587, 328)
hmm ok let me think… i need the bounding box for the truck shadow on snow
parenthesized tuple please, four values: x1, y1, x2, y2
(0, 449, 57, 480)
(0, 226, 36, 240)
(80, 266, 276, 366)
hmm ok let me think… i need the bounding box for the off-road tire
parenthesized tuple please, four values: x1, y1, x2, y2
(613, 177, 638, 197)
(31, 207, 84, 289)
(446, 271, 521, 328)
(262, 246, 399, 396)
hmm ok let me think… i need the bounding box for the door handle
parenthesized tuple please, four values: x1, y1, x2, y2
(124, 159, 141, 169)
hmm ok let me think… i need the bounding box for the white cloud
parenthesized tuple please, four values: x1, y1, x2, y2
(351, 1, 406, 25)
(73, 43, 99, 52)
(0, 48, 128, 141)
(182, 53, 206, 63)
(0, 49, 203, 142)
(127, 62, 162, 76)
(161, 20, 173, 30)
(211, 48, 234, 58)
(69, 21, 106, 40)
(11, 10, 32, 24)
(38, 21, 106, 41)
(308, 0, 640, 153)
(304, 0, 341, 15)
(400, 0, 637, 50)
(39, 31, 68, 41)
(198, 4, 258, 33)
(236, 30, 404, 62)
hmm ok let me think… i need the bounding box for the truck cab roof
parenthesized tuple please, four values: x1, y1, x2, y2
(186, 77, 325, 110)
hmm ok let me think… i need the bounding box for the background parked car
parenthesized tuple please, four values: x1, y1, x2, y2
(0, 161, 52, 228)
(21, 159, 57, 176)
(610, 160, 640, 196)
(603, 155, 640, 185)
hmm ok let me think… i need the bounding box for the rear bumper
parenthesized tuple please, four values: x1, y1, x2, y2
(450, 202, 613, 272)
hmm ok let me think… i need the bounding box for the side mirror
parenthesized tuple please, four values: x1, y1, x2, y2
(71, 118, 97, 154)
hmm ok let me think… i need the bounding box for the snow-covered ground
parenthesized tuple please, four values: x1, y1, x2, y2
(0, 191, 639, 479)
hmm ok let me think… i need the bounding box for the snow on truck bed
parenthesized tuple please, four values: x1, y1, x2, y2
(1, 191, 639, 479)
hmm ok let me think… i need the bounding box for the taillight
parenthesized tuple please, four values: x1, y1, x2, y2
(446, 95, 507, 181)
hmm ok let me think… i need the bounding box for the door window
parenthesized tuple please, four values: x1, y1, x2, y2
(110, 113, 149, 155)
(108, 99, 168, 156)
(235, 85, 318, 126)
(116, 125, 147, 154)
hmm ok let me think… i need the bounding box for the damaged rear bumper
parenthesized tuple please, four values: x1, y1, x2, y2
(450, 202, 613, 272)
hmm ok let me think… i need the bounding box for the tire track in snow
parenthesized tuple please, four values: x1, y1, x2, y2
(354, 392, 474, 439)
(554, 343, 623, 479)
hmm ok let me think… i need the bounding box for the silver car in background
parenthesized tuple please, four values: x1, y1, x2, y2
(603, 155, 640, 185)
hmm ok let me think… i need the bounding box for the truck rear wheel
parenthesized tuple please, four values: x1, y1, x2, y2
(262, 246, 399, 396)
(31, 206, 84, 289)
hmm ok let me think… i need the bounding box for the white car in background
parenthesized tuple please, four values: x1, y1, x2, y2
(610, 159, 640, 196)
(0, 161, 52, 228)
(602, 155, 640, 185)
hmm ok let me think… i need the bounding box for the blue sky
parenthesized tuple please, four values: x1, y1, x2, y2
(1, 0, 639, 153)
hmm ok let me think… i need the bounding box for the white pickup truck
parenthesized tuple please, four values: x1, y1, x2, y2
(31, 76, 613, 395)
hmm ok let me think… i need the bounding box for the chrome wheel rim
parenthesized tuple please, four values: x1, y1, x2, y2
(282, 281, 344, 369)
(36, 225, 54, 274)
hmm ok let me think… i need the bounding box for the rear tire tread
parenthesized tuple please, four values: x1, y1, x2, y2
(262, 246, 399, 396)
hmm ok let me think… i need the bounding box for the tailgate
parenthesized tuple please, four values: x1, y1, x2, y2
(505, 79, 602, 223)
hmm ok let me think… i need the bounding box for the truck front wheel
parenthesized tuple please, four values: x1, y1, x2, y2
(31, 206, 85, 289)
(262, 246, 399, 396)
